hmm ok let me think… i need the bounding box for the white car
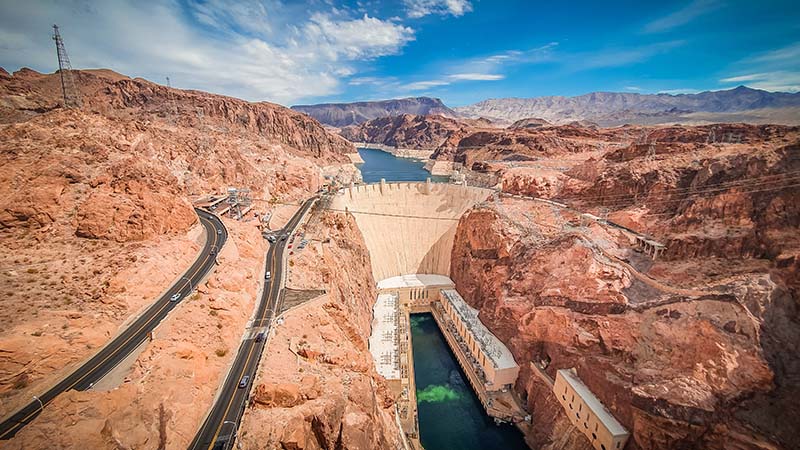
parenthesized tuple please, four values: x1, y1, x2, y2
(170, 293, 181, 302)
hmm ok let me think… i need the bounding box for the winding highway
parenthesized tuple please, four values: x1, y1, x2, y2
(0, 208, 227, 440)
(189, 197, 316, 450)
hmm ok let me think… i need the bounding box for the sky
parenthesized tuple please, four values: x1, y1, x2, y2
(0, 0, 798, 106)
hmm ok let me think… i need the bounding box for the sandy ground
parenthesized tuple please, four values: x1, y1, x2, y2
(2, 218, 270, 449)
(0, 223, 203, 419)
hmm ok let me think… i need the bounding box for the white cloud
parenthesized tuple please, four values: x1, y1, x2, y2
(624, 86, 642, 91)
(658, 88, 701, 95)
(720, 71, 800, 92)
(749, 42, 800, 64)
(449, 73, 504, 81)
(721, 43, 800, 92)
(573, 40, 685, 70)
(400, 71, 503, 92)
(0, 0, 414, 105)
(403, 80, 450, 90)
(404, 0, 473, 18)
(643, 0, 721, 33)
(720, 73, 770, 83)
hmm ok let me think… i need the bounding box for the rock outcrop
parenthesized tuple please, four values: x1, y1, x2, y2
(0, 67, 356, 437)
(238, 210, 403, 449)
(445, 123, 800, 449)
(293, 96, 458, 127)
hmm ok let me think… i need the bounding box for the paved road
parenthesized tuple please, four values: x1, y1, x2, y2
(0, 208, 227, 440)
(189, 197, 316, 450)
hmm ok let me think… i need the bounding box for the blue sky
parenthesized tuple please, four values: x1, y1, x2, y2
(1, 0, 798, 106)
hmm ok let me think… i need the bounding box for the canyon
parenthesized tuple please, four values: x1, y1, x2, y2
(0, 65, 798, 450)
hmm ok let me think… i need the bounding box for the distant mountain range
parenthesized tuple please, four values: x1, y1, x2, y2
(292, 97, 457, 127)
(455, 86, 800, 126)
(294, 86, 800, 128)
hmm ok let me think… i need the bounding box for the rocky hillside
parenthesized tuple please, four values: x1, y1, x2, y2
(455, 86, 800, 126)
(339, 112, 639, 165)
(292, 96, 457, 127)
(239, 210, 403, 449)
(450, 123, 800, 449)
(0, 67, 355, 424)
(340, 113, 473, 149)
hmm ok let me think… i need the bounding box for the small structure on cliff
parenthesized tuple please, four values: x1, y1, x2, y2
(554, 369, 629, 450)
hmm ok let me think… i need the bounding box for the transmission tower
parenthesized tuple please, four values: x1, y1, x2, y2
(52, 25, 81, 108)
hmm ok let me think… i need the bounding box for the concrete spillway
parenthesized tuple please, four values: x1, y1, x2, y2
(331, 182, 492, 282)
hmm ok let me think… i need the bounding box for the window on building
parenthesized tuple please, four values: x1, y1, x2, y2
(569, 404, 573, 410)
(579, 403, 582, 411)
(616, 442, 620, 448)
(592, 433, 596, 440)
(601, 445, 606, 450)
(584, 422, 588, 429)
(562, 395, 566, 401)
(576, 412, 580, 419)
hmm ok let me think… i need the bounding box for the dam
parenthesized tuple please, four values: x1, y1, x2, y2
(330, 170, 529, 449)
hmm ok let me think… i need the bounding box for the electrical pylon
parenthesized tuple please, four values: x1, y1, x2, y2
(52, 24, 81, 108)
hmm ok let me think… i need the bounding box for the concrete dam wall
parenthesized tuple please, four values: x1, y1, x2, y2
(331, 182, 492, 281)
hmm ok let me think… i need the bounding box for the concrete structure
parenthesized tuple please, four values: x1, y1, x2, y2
(371, 273, 527, 430)
(378, 274, 454, 310)
(331, 182, 491, 281)
(369, 293, 402, 383)
(438, 289, 519, 391)
(554, 369, 630, 450)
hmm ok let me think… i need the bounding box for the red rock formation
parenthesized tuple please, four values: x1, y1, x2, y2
(0, 67, 357, 431)
(446, 123, 799, 449)
(238, 211, 403, 450)
(450, 199, 789, 449)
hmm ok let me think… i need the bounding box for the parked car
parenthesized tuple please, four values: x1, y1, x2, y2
(255, 332, 265, 343)
(170, 293, 181, 302)
(238, 375, 250, 389)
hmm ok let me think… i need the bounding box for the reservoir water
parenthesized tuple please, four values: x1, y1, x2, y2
(356, 147, 449, 183)
(410, 314, 529, 450)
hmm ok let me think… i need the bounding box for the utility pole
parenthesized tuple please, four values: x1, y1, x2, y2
(52, 24, 81, 108)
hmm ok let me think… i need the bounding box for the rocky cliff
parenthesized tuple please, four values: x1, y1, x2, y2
(293, 96, 458, 127)
(451, 197, 794, 449)
(238, 210, 403, 449)
(0, 67, 355, 431)
(448, 123, 800, 449)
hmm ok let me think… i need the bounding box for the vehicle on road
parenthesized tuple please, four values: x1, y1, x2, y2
(255, 332, 265, 343)
(170, 293, 181, 302)
(238, 375, 250, 389)
(265, 271, 271, 281)
(217, 229, 222, 234)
